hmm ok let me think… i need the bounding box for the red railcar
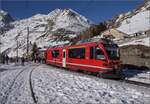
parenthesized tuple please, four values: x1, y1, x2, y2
(45, 38, 122, 78)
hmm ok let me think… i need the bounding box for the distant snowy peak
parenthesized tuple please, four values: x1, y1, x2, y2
(46, 8, 93, 33)
(48, 8, 62, 18)
(0, 10, 8, 16)
(0, 10, 14, 24)
(64, 8, 93, 24)
(0, 10, 14, 34)
(47, 8, 93, 25)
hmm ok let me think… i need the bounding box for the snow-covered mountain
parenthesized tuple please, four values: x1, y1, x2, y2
(0, 8, 93, 57)
(117, 9, 150, 35)
(106, 1, 150, 35)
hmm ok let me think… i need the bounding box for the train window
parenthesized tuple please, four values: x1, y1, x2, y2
(90, 47, 95, 59)
(96, 48, 105, 60)
(69, 48, 85, 59)
(52, 50, 59, 58)
(103, 43, 119, 59)
(106, 48, 119, 60)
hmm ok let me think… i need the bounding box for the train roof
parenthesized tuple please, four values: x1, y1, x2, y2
(47, 38, 117, 49)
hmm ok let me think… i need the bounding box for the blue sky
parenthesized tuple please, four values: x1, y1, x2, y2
(0, 0, 143, 23)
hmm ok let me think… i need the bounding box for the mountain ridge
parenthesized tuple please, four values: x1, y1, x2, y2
(0, 8, 93, 57)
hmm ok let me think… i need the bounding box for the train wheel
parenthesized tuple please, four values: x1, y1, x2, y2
(116, 70, 125, 80)
(96, 72, 102, 78)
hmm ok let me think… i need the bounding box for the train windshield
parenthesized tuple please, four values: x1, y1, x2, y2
(103, 44, 119, 60)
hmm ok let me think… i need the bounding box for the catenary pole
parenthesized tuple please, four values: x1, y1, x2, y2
(16, 30, 22, 63)
(16, 36, 19, 62)
(27, 26, 29, 60)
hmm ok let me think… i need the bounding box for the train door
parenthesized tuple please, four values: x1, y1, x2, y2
(62, 49, 66, 67)
(88, 45, 108, 72)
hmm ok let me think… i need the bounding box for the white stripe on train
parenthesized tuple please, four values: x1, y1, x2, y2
(47, 60, 112, 70)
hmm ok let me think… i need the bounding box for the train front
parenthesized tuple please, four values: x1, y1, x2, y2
(100, 39, 122, 79)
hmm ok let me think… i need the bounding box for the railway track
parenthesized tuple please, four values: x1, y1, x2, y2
(100, 74, 150, 88)
(92, 73, 150, 88)
(0, 64, 40, 104)
(0, 67, 29, 104)
(120, 79, 150, 88)
(28, 65, 40, 104)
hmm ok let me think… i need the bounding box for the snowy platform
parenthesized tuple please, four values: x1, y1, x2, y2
(0, 63, 150, 104)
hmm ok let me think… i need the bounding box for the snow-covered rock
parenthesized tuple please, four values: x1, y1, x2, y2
(0, 10, 14, 34)
(0, 10, 13, 27)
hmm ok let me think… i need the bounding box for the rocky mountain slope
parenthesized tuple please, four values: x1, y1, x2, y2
(0, 10, 14, 34)
(0, 9, 93, 57)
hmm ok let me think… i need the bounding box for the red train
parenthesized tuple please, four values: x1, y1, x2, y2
(45, 38, 122, 78)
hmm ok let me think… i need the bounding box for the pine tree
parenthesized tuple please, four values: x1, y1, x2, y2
(31, 42, 38, 61)
(92, 22, 107, 37)
(79, 22, 107, 39)
(0, 53, 2, 63)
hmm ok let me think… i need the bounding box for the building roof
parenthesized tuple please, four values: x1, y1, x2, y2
(102, 28, 127, 40)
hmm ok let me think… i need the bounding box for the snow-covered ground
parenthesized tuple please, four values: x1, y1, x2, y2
(0, 62, 150, 104)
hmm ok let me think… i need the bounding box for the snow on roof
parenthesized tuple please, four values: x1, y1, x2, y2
(119, 37, 150, 47)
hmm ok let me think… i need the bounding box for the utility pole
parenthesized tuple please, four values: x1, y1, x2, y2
(27, 26, 29, 60)
(16, 30, 22, 63)
(0, 32, 1, 53)
(16, 37, 19, 62)
(0, 32, 2, 54)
